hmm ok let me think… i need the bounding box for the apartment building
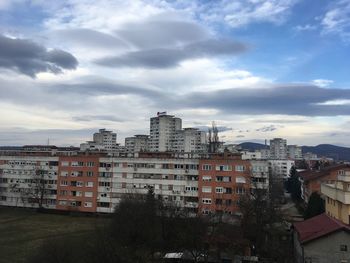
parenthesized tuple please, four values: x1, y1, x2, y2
(198, 152, 251, 216)
(80, 129, 117, 151)
(0, 155, 59, 209)
(149, 112, 182, 152)
(287, 145, 303, 160)
(56, 155, 100, 212)
(250, 160, 269, 190)
(269, 160, 294, 179)
(125, 135, 149, 153)
(270, 138, 287, 160)
(321, 167, 350, 224)
(97, 153, 200, 214)
(300, 164, 350, 203)
(173, 128, 207, 153)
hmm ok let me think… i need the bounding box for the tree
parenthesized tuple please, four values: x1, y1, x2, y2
(304, 192, 325, 219)
(287, 166, 301, 201)
(21, 169, 51, 210)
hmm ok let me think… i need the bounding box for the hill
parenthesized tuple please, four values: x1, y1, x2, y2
(238, 142, 350, 161)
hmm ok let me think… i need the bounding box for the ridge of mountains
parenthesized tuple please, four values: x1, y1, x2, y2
(238, 142, 350, 161)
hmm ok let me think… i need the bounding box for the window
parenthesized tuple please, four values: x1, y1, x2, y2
(236, 188, 246, 194)
(61, 161, 69, 167)
(236, 176, 247, 184)
(215, 199, 223, 205)
(202, 176, 211, 181)
(224, 187, 232, 194)
(223, 176, 231, 182)
(202, 164, 212, 171)
(216, 176, 223, 182)
(215, 187, 223, 193)
(86, 182, 94, 187)
(99, 182, 111, 187)
(97, 202, 110, 208)
(202, 186, 212, 193)
(235, 165, 245, 172)
(85, 191, 93, 197)
(202, 198, 212, 204)
(58, 200, 67, 206)
(87, 171, 94, 177)
(60, 180, 68, 186)
(340, 245, 348, 252)
(86, 162, 95, 167)
(60, 171, 68, 177)
(84, 202, 92, 208)
(215, 165, 232, 171)
(59, 190, 68, 196)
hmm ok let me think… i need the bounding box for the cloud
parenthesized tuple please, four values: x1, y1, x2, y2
(197, 0, 299, 28)
(0, 34, 78, 77)
(256, 125, 280, 132)
(51, 28, 128, 49)
(312, 79, 334, 87)
(294, 24, 317, 32)
(116, 17, 210, 49)
(321, 0, 350, 41)
(193, 125, 232, 132)
(95, 39, 247, 68)
(72, 115, 125, 122)
(180, 84, 350, 116)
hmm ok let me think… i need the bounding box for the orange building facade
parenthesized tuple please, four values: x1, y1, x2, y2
(198, 153, 251, 215)
(56, 155, 100, 212)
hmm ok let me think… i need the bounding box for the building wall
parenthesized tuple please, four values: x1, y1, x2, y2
(56, 155, 100, 212)
(198, 154, 251, 215)
(0, 155, 58, 209)
(302, 231, 350, 263)
(270, 138, 287, 160)
(325, 196, 350, 224)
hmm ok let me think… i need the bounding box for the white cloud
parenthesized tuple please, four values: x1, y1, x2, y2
(312, 79, 334, 87)
(294, 24, 317, 32)
(321, 0, 350, 41)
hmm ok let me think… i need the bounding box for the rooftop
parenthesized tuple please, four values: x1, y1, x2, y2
(294, 213, 350, 244)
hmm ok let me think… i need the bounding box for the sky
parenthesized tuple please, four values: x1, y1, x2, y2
(1, 0, 350, 147)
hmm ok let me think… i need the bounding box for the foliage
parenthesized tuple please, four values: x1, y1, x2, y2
(304, 192, 325, 219)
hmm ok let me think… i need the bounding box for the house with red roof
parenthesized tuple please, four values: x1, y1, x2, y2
(293, 213, 350, 263)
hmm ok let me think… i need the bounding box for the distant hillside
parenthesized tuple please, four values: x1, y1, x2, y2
(238, 142, 268, 151)
(238, 142, 350, 161)
(302, 144, 350, 161)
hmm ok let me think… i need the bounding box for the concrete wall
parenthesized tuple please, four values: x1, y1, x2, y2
(302, 230, 350, 263)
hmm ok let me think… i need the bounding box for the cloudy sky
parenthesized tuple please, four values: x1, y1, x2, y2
(1, 0, 350, 147)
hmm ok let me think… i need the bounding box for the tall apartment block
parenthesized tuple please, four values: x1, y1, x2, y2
(80, 129, 117, 151)
(149, 112, 182, 152)
(287, 145, 303, 160)
(270, 138, 287, 160)
(125, 135, 149, 153)
(173, 128, 207, 153)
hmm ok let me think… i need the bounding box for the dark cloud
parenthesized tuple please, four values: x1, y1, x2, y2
(181, 85, 350, 116)
(72, 115, 125, 122)
(256, 125, 280, 132)
(0, 34, 78, 77)
(95, 39, 247, 68)
(116, 18, 209, 49)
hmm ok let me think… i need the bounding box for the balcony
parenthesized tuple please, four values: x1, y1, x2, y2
(321, 183, 350, 204)
(338, 174, 350, 182)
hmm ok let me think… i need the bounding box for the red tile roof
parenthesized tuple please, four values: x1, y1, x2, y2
(294, 213, 350, 244)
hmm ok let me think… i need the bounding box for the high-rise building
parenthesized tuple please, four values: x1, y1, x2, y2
(80, 129, 117, 151)
(149, 112, 182, 152)
(125, 135, 149, 153)
(173, 128, 207, 153)
(270, 138, 287, 159)
(287, 145, 303, 160)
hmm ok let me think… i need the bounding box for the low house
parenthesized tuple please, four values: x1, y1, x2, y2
(293, 213, 350, 263)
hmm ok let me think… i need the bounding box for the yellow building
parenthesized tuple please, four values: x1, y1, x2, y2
(321, 169, 350, 224)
